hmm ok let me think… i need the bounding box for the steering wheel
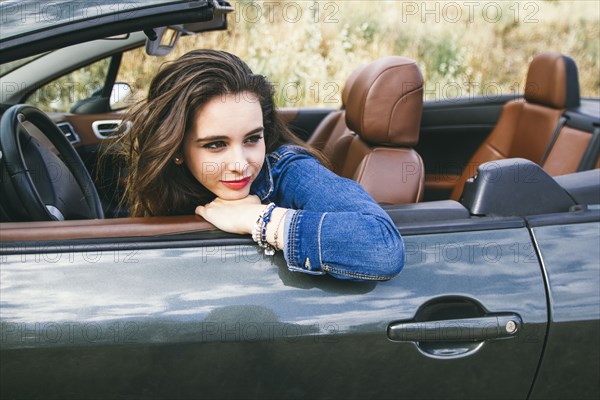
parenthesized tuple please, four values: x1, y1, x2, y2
(0, 104, 104, 221)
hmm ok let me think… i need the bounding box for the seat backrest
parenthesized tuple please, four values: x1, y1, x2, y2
(307, 63, 366, 161)
(332, 56, 425, 204)
(450, 52, 581, 200)
(542, 111, 600, 176)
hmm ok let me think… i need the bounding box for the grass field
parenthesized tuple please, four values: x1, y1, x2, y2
(34, 0, 600, 110)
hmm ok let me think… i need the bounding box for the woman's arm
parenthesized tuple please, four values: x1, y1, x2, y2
(194, 195, 290, 253)
(268, 150, 404, 281)
(196, 150, 404, 281)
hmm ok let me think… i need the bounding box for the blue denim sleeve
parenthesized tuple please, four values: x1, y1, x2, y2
(273, 149, 404, 281)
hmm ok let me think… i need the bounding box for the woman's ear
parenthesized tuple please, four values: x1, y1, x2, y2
(174, 156, 184, 165)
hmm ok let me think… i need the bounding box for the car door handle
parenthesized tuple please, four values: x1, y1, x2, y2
(387, 314, 522, 342)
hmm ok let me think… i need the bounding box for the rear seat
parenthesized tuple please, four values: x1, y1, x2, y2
(542, 110, 600, 175)
(451, 52, 589, 200)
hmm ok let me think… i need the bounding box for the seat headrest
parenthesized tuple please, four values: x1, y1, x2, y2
(525, 52, 580, 109)
(345, 56, 423, 146)
(341, 63, 368, 107)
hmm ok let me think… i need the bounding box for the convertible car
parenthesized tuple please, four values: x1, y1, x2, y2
(1, 1, 599, 399)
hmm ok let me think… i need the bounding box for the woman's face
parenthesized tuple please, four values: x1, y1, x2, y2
(183, 92, 266, 200)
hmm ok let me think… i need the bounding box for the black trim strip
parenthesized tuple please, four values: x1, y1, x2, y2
(397, 217, 525, 236)
(526, 208, 600, 227)
(0, 216, 527, 254)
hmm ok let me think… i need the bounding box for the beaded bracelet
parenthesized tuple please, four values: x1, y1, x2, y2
(260, 203, 277, 255)
(251, 203, 277, 255)
(251, 211, 264, 246)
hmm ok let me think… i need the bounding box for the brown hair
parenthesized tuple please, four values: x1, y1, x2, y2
(102, 49, 325, 217)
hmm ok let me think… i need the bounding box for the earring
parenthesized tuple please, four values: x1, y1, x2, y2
(174, 157, 183, 165)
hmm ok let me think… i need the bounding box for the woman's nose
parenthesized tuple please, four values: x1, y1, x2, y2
(224, 145, 248, 173)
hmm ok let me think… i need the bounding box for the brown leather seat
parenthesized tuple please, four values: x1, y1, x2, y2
(307, 63, 366, 161)
(331, 56, 425, 204)
(450, 52, 581, 200)
(542, 124, 588, 176)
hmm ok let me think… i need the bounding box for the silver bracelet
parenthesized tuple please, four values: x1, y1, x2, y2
(273, 209, 290, 251)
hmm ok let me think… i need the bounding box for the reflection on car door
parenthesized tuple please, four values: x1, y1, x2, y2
(1, 224, 546, 399)
(528, 220, 600, 399)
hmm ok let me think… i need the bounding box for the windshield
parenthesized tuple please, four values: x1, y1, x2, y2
(0, 0, 185, 40)
(0, 53, 47, 76)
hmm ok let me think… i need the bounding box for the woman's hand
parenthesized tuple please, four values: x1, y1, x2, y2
(195, 195, 264, 235)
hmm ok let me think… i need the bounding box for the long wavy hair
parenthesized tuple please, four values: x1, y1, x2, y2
(102, 49, 325, 217)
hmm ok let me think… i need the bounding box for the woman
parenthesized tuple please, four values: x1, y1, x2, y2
(111, 49, 404, 281)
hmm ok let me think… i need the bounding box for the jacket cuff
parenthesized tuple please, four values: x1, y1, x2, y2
(283, 210, 326, 275)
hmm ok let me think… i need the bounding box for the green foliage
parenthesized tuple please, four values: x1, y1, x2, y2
(33, 1, 600, 110)
(29, 58, 110, 112)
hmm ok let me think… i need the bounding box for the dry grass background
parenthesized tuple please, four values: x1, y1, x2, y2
(35, 0, 600, 110)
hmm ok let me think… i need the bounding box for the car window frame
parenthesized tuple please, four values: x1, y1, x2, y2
(0, 0, 222, 63)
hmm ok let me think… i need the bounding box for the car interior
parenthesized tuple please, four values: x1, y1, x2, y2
(1, 28, 599, 244)
(322, 55, 425, 205)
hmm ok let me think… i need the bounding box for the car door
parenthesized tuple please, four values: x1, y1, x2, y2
(1, 216, 547, 399)
(527, 213, 600, 399)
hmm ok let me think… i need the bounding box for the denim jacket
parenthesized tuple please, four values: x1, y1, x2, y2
(251, 145, 404, 281)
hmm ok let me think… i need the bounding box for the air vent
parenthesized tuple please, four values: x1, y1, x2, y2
(91, 120, 131, 139)
(56, 122, 80, 145)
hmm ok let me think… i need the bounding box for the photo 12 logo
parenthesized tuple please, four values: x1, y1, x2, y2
(1, 243, 139, 265)
(1, 321, 139, 346)
(198, 321, 339, 343)
(399, 1, 540, 24)
(0, 1, 138, 25)
(232, 1, 340, 24)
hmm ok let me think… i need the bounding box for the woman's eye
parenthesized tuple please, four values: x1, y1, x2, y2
(203, 141, 226, 150)
(245, 135, 263, 144)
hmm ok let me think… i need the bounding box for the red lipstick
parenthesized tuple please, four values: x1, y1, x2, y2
(221, 177, 251, 190)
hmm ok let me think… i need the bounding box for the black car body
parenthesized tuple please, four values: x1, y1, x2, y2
(1, 1, 599, 399)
